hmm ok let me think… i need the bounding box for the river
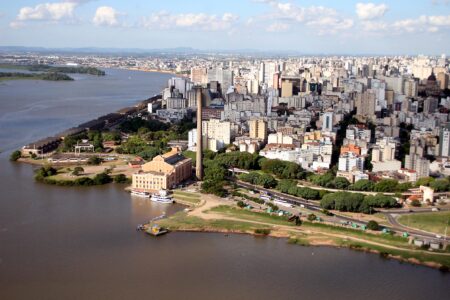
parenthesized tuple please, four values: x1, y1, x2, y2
(0, 69, 448, 299)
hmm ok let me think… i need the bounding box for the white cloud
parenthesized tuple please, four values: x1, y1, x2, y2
(141, 12, 239, 31)
(271, 4, 337, 23)
(393, 15, 450, 33)
(361, 15, 450, 34)
(9, 21, 25, 29)
(93, 6, 121, 27)
(307, 17, 354, 35)
(428, 15, 450, 26)
(10, 1, 81, 28)
(17, 2, 77, 21)
(252, 1, 352, 35)
(266, 22, 290, 32)
(356, 3, 388, 20)
(360, 21, 388, 32)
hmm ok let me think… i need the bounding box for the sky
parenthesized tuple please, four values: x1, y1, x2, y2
(0, 0, 449, 55)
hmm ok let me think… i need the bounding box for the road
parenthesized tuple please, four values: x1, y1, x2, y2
(234, 180, 448, 243)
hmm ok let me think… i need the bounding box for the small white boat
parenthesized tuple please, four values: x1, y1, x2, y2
(150, 190, 174, 204)
(131, 190, 150, 198)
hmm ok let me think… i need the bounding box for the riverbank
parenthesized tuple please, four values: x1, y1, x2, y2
(150, 194, 450, 271)
(0, 72, 74, 81)
(124, 67, 181, 76)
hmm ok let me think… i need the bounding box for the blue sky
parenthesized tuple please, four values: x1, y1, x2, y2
(0, 0, 449, 54)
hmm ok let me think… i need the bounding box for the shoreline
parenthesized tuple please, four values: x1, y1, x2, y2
(122, 67, 180, 76)
(148, 196, 450, 272)
(156, 225, 448, 271)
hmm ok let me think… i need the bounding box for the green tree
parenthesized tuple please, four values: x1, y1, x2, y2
(310, 172, 335, 187)
(333, 177, 350, 189)
(374, 179, 398, 192)
(113, 174, 129, 184)
(72, 166, 84, 176)
(93, 172, 112, 185)
(367, 220, 379, 231)
(320, 192, 365, 212)
(359, 194, 397, 213)
(201, 179, 226, 197)
(396, 182, 412, 192)
(351, 179, 375, 191)
(415, 177, 435, 187)
(430, 179, 450, 192)
(256, 173, 277, 188)
(307, 214, 317, 222)
(103, 131, 121, 142)
(237, 200, 246, 208)
(35, 166, 57, 180)
(276, 179, 297, 193)
(9, 150, 21, 161)
(88, 156, 102, 165)
(204, 162, 228, 182)
(297, 187, 320, 200)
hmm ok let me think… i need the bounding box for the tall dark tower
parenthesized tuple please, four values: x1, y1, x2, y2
(195, 86, 203, 180)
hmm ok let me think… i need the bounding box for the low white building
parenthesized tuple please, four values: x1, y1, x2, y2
(267, 132, 294, 145)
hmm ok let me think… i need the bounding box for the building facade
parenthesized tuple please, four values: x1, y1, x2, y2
(132, 147, 192, 191)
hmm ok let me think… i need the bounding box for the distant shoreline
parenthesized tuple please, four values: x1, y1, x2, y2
(123, 67, 183, 76)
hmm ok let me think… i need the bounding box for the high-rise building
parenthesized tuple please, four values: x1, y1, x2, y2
(195, 87, 203, 180)
(322, 112, 333, 132)
(207, 68, 233, 94)
(249, 119, 267, 141)
(437, 72, 449, 90)
(405, 154, 430, 178)
(404, 78, 418, 97)
(439, 124, 450, 158)
(168, 77, 193, 98)
(166, 97, 187, 109)
(338, 152, 364, 172)
(190, 67, 207, 84)
(202, 119, 231, 152)
(423, 97, 438, 114)
(371, 137, 401, 172)
(355, 90, 376, 119)
(281, 81, 293, 97)
(264, 62, 277, 88)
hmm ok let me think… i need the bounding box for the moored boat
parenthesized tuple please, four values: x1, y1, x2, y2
(131, 190, 150, 198)
(150, 190, 174, 204)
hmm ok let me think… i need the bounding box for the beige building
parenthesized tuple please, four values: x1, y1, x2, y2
(281, 81, 293, 97)
(202, 119, 231, 152)
(355, 90, 376, 120)
(268, 132, 294, 145)
(132, 147, 192, 191)
(437, 72, 449, 90)
(249, 119, 267, 141)
(190, 67, 207, 84)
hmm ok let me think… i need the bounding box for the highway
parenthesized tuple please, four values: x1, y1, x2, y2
(234, 180, 448, 243)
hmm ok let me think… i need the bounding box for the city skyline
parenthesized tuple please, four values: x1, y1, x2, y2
(0, 0, 450, 55)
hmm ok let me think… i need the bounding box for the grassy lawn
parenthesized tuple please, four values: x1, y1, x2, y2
(156, 212, 269, 232)
(208, 205, 296, 227)
(209, 205, 413, 248)
(398, 212, 450, 235)
(156, 206, 450, 268)
(173, 191, 201, 205)
(302, 221, 412, 248)
(337, 239, 450, 268)
(334, 211, 390, 227)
